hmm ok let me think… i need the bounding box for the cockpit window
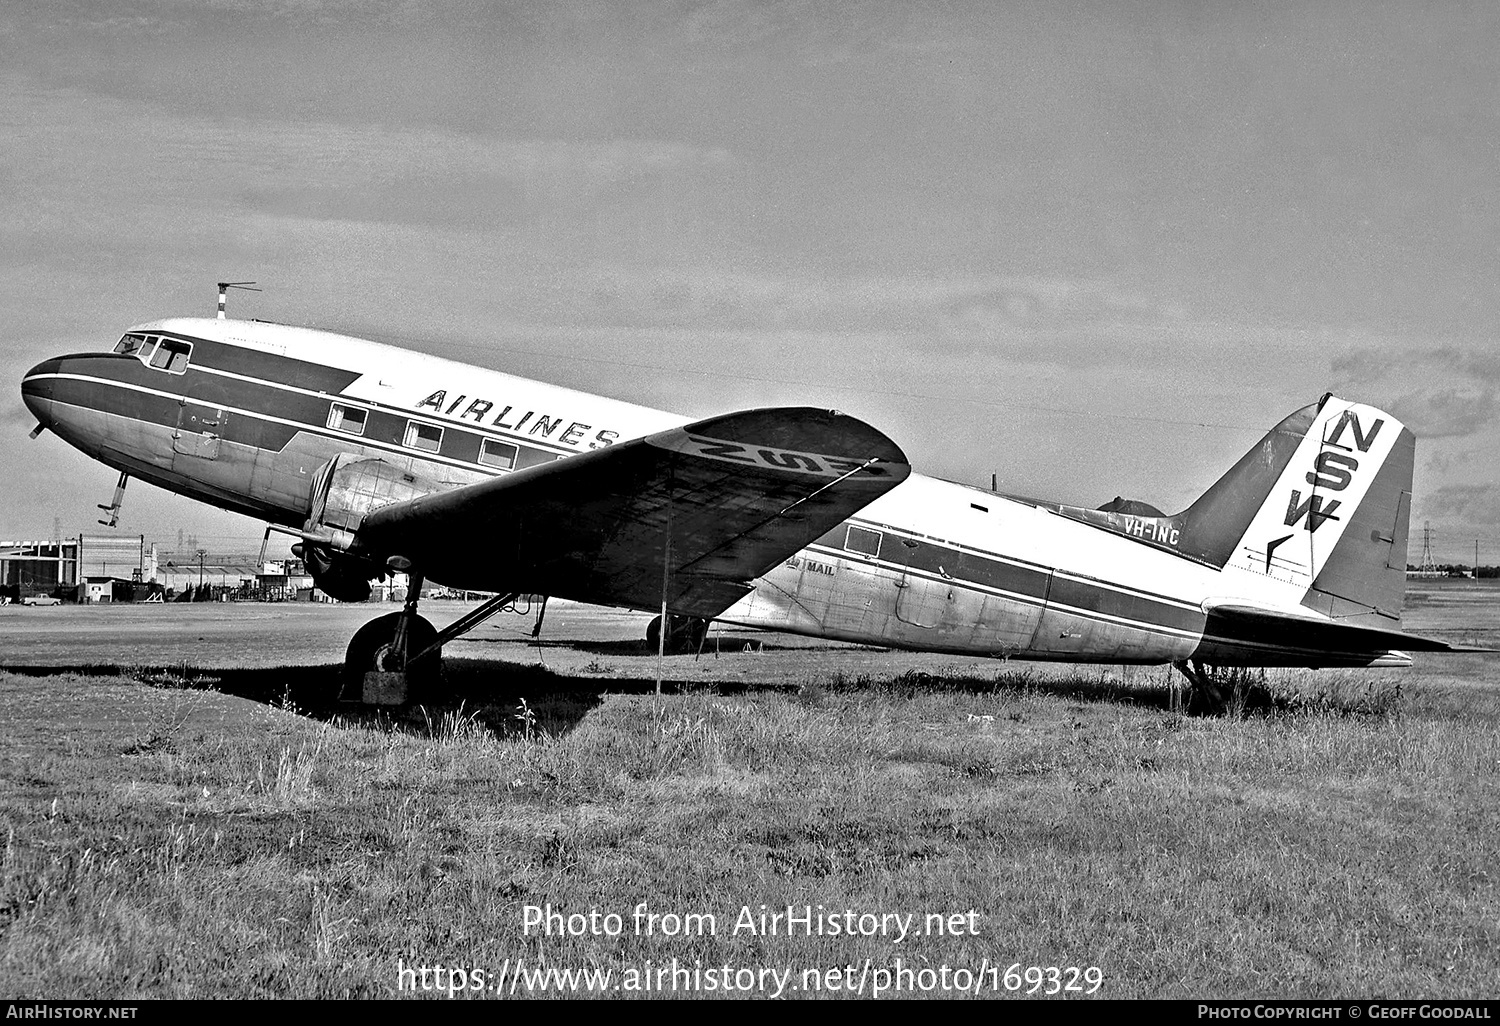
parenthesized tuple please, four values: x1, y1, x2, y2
(147, 338, 192, 374)
(113, 333, 150, 356)
(113, 333, 161, 365)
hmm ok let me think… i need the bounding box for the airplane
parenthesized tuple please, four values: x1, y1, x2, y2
(19, 312, 1461, 710)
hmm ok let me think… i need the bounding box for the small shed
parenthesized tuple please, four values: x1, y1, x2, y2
(79, 576, 115, 603)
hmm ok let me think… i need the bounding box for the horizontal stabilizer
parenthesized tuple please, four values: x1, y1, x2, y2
(1202, 601, 1471, 657)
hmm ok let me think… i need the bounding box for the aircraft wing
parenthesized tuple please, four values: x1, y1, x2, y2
(356, 408, 910, 617)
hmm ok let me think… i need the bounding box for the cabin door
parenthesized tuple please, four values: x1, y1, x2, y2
(173, 399, 226, 461)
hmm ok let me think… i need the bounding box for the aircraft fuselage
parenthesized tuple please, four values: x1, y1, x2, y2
(20, 318, 1410, 669)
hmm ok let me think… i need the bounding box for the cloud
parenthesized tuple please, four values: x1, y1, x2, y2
(15, 0, 447, 32)
(1419, 482, 1500, 526)
(1332, 345, 1500, 438)
(1390, 389, 1499, 439)
(677, 1, 984, 67)
(187, 123, 736, 213)
(934, 280, 1190, 340)
(0, 78, 735, 210)
(1333, 346, 1500, 386)
(573, 265, 1191, 338)
(229, 134, 735, 228)
(1424, 447, 1495, 476)
(0, 78, 743, 288)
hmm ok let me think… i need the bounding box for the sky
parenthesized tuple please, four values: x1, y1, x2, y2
(1, 0, 1496, 564)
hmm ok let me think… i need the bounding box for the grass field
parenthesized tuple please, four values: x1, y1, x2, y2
(1, 582, 1496, 999)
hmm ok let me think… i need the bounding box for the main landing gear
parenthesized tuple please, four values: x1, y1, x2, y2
(341, 572, 523, 705)
(1172, 659, 1265, 716)
(646, 614, 711, 655)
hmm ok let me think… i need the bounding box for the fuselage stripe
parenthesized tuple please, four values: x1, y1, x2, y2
(29, 373, 514, 479)
(804, 543, 1204, 640)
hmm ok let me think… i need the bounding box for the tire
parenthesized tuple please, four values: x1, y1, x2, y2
(645, 614, 710, 655)
(676, 616, 710, 653)
(341, 612, 441, 702)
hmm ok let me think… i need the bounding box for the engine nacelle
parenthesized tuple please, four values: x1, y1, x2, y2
(297, 455, 449, 600)
(307, 454, 444, 535)
(294, 541, 378, 603)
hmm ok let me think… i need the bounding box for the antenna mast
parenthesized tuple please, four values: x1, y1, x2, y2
(216, 281, 261, 319)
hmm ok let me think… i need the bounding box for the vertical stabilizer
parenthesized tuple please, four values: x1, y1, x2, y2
(1208, 396, 1413, 625)
(1048, 394, 1414, 629)
(1171, 400, 1320, 567)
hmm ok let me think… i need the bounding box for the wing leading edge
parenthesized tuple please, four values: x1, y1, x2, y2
(356, 407, 910, 617)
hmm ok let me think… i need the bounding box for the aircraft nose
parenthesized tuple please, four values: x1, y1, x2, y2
(20, 356, 66, 426)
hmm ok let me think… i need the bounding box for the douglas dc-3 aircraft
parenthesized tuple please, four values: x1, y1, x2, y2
(20, 314, 1457, 708)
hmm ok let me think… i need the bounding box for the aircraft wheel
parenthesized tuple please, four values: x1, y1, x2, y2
(645, 614, 710, 654)
(342, 612, 442, 702)
(679, 616, 710, 653)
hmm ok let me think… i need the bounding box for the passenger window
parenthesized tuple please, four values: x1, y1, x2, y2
(845, 525, 882, 558)
(478, 438, 518, 470)
(137, 338, 159, 363)
(327, 404, 368, 436)
(403, 420, 443, 453)
(147, 338, 192, 374)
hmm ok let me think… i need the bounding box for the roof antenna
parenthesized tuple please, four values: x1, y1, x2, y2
(216, 281, 261, 319)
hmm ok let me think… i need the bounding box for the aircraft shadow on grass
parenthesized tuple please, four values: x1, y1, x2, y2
(468, 633, 820, 657)
(0, 652, 1187, 740)
(1, 659, 615, 738)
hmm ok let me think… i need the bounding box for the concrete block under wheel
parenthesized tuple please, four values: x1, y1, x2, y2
(363, 671, 408, 706)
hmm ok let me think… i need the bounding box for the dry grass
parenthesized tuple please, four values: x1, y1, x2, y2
(1, 653, 1497, 1000)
